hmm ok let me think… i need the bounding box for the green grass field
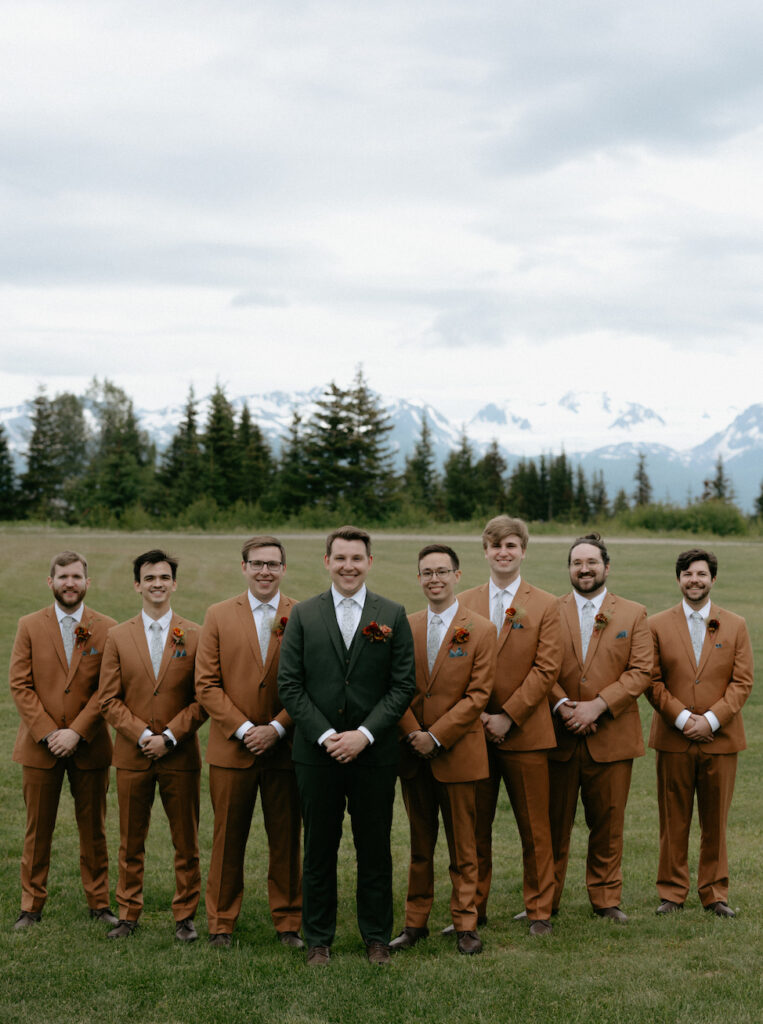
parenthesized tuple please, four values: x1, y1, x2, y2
(1, 528, 761, 1024)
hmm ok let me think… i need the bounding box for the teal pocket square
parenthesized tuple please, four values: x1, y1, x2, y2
(448, 649, 466, 658)
(615, 631, 628, 639)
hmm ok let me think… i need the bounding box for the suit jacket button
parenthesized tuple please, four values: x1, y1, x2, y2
(338, 709, 344, 715)
(581, 677, 586, 683)
(695, 679, 700, 685)
(425, 693, 431, 698)
(64, 688, 70, 694)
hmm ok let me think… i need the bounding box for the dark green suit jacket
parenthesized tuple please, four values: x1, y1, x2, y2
(278, 589, 415, 767)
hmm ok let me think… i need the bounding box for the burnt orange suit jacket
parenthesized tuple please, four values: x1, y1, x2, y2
(459, 582, 561, 751)
(398, 606, 495, 783)
(99, 614, 206, 770)
(195, 592, 297, 769)
(549, 593, 652, 763)
(11, 605, 116, 770)
(647, 602, 752, 754)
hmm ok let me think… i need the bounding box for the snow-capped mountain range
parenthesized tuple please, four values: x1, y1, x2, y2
(2, 390, 762, 512)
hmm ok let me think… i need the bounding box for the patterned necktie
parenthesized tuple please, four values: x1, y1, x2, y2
(61, 615, 76, 665)
(258, 604, 275, 662)
(339, 597, 356, 649)
(580, 601, 595, 661)
(149, 621, 164, 677)
(689, 611, 704, 665)
(492, 590, 507, 635)
(427, 614, 443, 672)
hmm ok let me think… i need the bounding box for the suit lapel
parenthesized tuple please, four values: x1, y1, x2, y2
(236, 593, 263, 674)
(318, 591, 348, 668)
(347, 591, 382, 675)
(582, 593, 615, 669)
(44, 606, 70, 675)
(696, 602, 719, 674)
(672, 604, 696, 669)
(130, 615, 158, 683)
(429, 606, 467, 687)
(263, 595, 292, 675)
(156, 613, 184, 686)
(499, 581, 530, 653)
(65, 608, 90, 683)
(562, 595, 584, 668)
(410, 613, 431, 689)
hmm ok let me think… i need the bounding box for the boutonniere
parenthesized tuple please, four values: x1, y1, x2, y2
(504, 606, 525, 629)
(170, 627, 185, 649)
(272, 616, 289, 640)
(362, 621, 393, 643)
(450, 626, 470, 647)
(594, 612, 610, 632)
(74, 624, 92, 650)
(707, 619, 720, 634)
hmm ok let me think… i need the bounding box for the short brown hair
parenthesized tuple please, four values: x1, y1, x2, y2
(133, 549, 178, 582)
(567, 532, 610, 567)
(49, 551, 88, 577)
(675, 548, 718, 579)
(418, 543, 460, 571)
(481, 515, 529, 551)
(241, 535, 286, 565)
(325, 525, 372, 557)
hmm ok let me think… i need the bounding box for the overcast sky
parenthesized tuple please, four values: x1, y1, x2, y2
(1, 0, 761, 421)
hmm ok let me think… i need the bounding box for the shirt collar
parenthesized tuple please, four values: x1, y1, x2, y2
(489, 576, 521, 603)
(682, 599, 710, 621)
(248, 590, 280, 613)
(55, 603, 84, 624)
(142, 608, 173, 632)
(573, 588, 607, 614)
(331, 584, 366, 609)
(428, 600, 459, 632)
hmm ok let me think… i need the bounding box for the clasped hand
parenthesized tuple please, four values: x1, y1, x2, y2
(324, 730, 369, 763)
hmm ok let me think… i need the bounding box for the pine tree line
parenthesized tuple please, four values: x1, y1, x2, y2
(0, 373, 759, 531)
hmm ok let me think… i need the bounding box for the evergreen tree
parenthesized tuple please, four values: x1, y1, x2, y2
(235, 402, 274, 507)
(82, 378, 153, 514)
(589, 470, 609, 518)
(0, 423, 17, 519)
(20, 388, 60, 517)
(538, 455, 550, 521)
(632, 451, 652, 506)
(158, 386, 205, 513)
(474, 441, 507, 513)
(574, 464, 590, 522)
(612, 488, 630, 514)
(276, 410, 308, 516)
(443, 430, 477, 521)
(302, 381, 354, 510)
(403, 412, 440, 512)
(701, 454, 734, 503)
(548, 452, 574, 520)
(344, 368, 396, 519)
(203, 384, 238, 508)
(756, 479, 763, 519)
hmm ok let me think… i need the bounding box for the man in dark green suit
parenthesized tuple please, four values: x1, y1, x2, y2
(278, 526, 415, 966)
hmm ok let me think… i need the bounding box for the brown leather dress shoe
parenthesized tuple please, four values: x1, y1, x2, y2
(593, 906, 628, 923)
(307, 945, 331, 966)
(90, 908, 119, 925)
(390, 926, 429, 950)
(442, 916, 486, 936)
(208, 933, 232, 947)
(107, 920, 138, 939)
(456, 930, 483, 954)
(705, 901, 735, 918)
(277, 930, 305, 948)
(14, 911, 41, 931)
(366, 941, 391, 965)
(529, 919, 553, 936)
(175, 918, 198, 942)
(656, 900, 684, 915)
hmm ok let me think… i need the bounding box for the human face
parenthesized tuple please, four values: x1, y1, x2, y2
(48, 561, 89, 612)
(134, 561, 177, 617)
(242, 545, 285, 602)
(569, 543, 609, 597)
(324, 538, 372, 597)
(678, 560, 715, 610)
(484, 534, 526, 586)
(418, 552, 461, 612)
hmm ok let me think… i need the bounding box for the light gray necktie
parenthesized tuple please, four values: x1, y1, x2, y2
(427, 614, 443, 673)
(339, 598, 356, 649)
(580, 601, 595, 661)
(61, 615, 76, 665)
(258, 604, 275, 662)
(149, 621, 164, 677)
(689, 611, 704, 665)
(492, 590, 507, 635)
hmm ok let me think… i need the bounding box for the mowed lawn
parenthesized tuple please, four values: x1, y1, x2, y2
(0, 528, 761, 1024)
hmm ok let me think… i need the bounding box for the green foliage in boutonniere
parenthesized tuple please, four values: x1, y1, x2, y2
(170, 627, 185, 648)
(73, 624, 92, 650)
(272, 616, 289, 640)
(362, 621, 393, 643)
(504, 606, 525, 629)
(594, 612, 610, 631)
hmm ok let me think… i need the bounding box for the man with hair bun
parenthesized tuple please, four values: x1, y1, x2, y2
(647, 548, 753, 919)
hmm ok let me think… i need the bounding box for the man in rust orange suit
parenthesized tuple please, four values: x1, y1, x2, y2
(390, 544, 495, 956)
(10, 551, 117, 930)
(459, 515, 562, 937)
(196, 535, 302, 948)
(549, 533, 652, 923)
(647, 548, 753, 919)
(99, 549, 207, 941)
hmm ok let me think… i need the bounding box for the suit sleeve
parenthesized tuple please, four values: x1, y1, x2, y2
(195, 608, 248, 738)
(430, 626, 495, 750)
(708, 619, 754, 727)
(359, 604, 416, 741)
(277, 604, 335, 744)
(502, 599, 562, 726)
(645, 621, 687, 724)
(98, 631, 149, 744)
(9, 619, 58, 741)
(598, 606, 653, 716)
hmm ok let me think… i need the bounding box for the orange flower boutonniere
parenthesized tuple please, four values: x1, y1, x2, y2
(170, 627, 185, 648)
(272, 616, 289, 640)
(362, 621, 393, 643)
(594, 612, 610, 632)
(504, 606, 525, 629)
(73, 625, 92, 649)
(707, 618, 720, 634)
(450, 627, 470, 646)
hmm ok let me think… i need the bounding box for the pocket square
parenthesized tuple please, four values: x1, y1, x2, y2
(714, 643, 722, 648)
(615, 631, 628, 639)
(448, 648, 466, 658)
(172, 650, 187, 658)
(511, 622, 524, 630)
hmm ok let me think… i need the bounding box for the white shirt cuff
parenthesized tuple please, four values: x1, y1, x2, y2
(427, 730, 441, 747)
(318, 728, 336, 747)
(163, 729, 177, 746)
(358, 725, 374, 745)
(704, 711, 721, 732)
(553, 698, 570, 714)
(138, 728, 152, 746)
(675, 710, 691, 731)
(235, 720, 255, 740)
(269, 719, 286, 739)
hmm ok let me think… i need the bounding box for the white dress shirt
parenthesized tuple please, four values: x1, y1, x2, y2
(674, 599, 720, 733)
(138, 609, 177, 747)
(317, 585, 374, 748)
(234, 591, 286, 741)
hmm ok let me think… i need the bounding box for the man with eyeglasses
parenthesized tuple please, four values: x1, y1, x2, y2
(548, 533, 652, 923)
(390, 544, 495, 956)
(195, 535, 302, 948)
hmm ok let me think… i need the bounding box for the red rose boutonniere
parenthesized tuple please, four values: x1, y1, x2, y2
(362, 621, 393, 643)
(594, 612, 610, 631)
(272, 616, 289, 640)
(73, 625, 92, 649)
(450, 627, 470, 647)
(707, 618, 720, 634)
(170, 627, 185, 648)
(504, 606, 525, 628)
